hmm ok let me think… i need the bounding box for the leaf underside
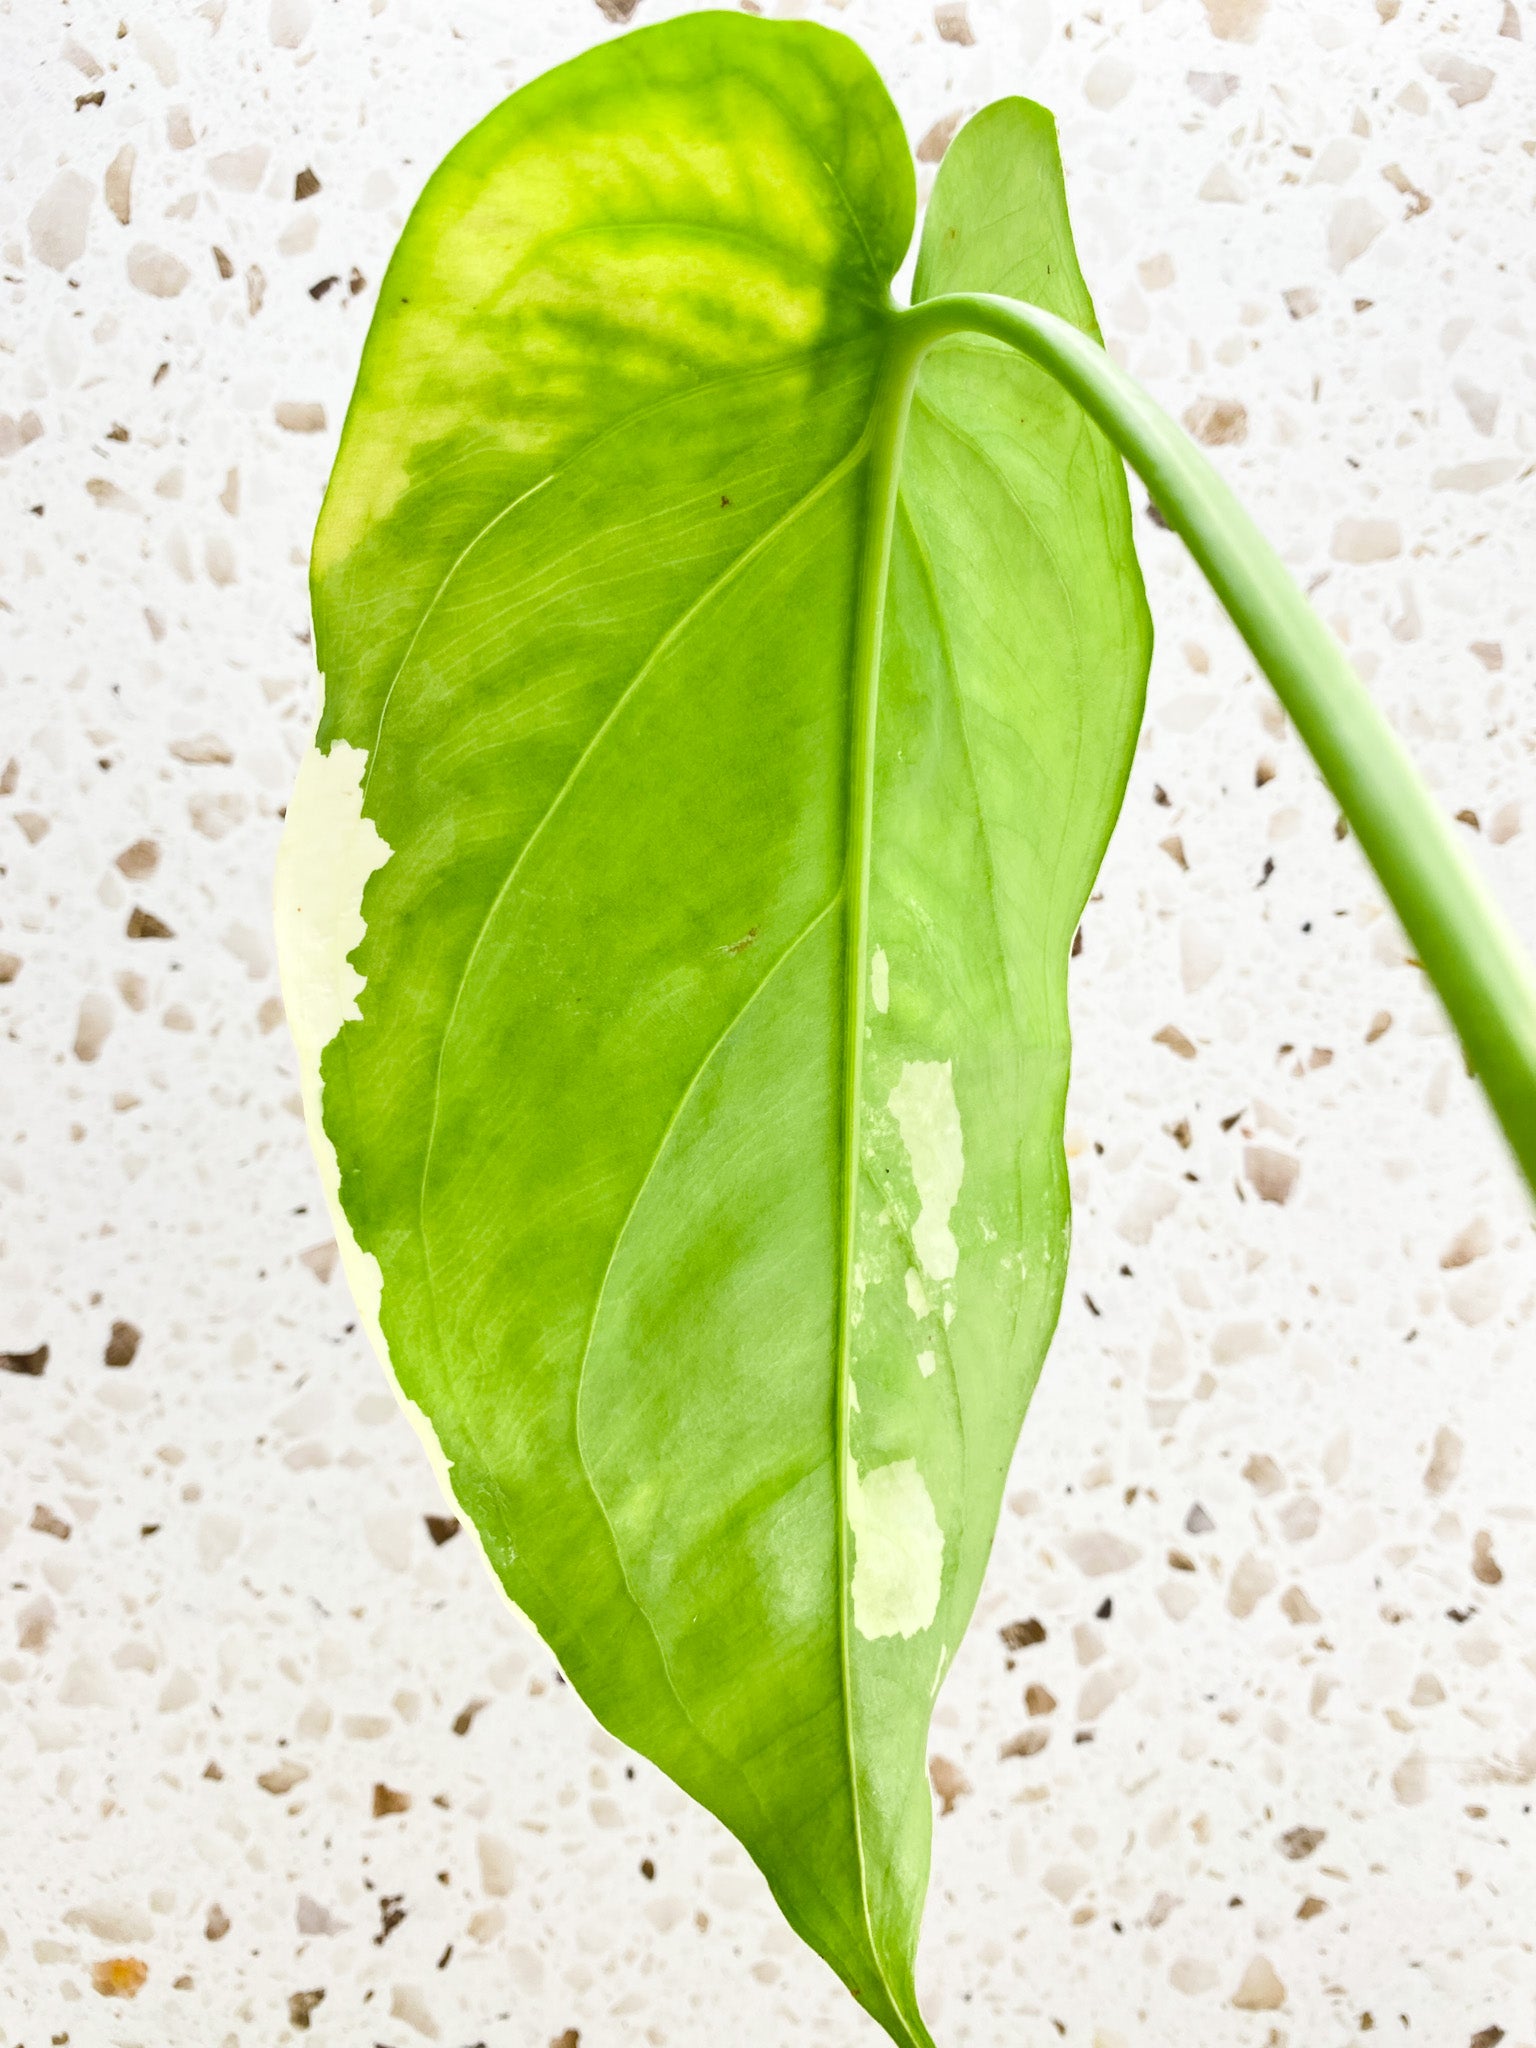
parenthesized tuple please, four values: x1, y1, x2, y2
(275, 18, 1149, 2045)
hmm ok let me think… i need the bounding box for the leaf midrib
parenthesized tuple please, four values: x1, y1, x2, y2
(830, 322, 933, 2048)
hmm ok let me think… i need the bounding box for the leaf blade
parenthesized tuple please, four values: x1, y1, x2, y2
(276, 29, 1148, 2046)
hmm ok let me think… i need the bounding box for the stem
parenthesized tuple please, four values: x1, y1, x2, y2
(897, 292, 1536, 1201)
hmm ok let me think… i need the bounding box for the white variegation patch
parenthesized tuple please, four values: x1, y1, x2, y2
(870, 945, 889, 1015)
(847, 1456, 943, 1640)
(275, 737, 530, 1618)
(888, 1059, 964, 1285)
(273, 738, 392, 1359)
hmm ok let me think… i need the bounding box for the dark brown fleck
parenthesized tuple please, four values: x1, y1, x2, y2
(425, 1513, 460, 1545)
(928, 1754, 970, 1815)
(2, 1344, 48, 1377)
(126, 907, 173, 939)
(373, 1895, 406, 1945)
(287, 1987, 325, 2028)
(1000, 1618, 1046, 1650)
(1000, 1726, 1048, 1759)
(372, 1781, 410, 1817)
(1279, 1825, 1325, 1860)
(451, 1698, 488, 1737)
(104, 1320, 140, 1367)
(293, 167, 321, 200)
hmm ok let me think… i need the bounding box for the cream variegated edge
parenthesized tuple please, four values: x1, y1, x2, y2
(274, 735, 535, 1632)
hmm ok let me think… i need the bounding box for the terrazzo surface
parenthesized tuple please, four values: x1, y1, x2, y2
(3, 0, 1535, 2043)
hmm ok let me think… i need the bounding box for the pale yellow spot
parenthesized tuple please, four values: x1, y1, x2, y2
(905, 1267, 929, 1320)
(888, 1060, 964, 1284)
(847, 1457, 943, 1640)
(917, 1349, 937, 1380)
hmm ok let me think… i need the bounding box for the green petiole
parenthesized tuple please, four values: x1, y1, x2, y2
(892, 292, 1536, 1200)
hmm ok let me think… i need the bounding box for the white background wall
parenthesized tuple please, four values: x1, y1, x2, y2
(3, 1, 1534, 2043)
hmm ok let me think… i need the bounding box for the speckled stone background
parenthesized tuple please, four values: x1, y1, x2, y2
(3, 0, 1534, 2043)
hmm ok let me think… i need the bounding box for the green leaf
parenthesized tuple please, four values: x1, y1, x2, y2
(275, 18, 1149, 2044)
